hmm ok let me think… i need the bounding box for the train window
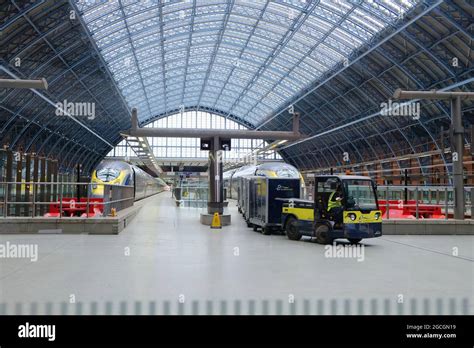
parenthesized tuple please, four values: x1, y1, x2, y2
(276, 168, 299, 178)
(97, 168, 120, 182)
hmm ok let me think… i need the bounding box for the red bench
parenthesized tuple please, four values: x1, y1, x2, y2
(379, 199, 445, 219)
(45, 198, 104, 218)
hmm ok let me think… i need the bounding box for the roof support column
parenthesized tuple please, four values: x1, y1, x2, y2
(451, 96, 464, 220)
(207, 136, 225, 215)
(393, 89, 474, 220)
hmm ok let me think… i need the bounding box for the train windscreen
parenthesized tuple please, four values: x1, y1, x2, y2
(343, 179, 378, 210)
(96, 168, 120, 182)
(276, 167, 299, 178)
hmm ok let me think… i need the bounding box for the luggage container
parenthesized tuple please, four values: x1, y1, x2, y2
(241, 177, 253, 227)
(248, 176, 301, 235)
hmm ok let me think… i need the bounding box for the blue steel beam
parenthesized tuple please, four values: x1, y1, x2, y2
(272, 27, 461, 169)
(69, 0, 132, 119)
(239, 0, 357, 121)
(360, 0, 456, 77)
(116, 0, 153, 120)
(74, 0, 424, 126)
(223, 0, 318, 120)
(257, 0, 444, 130)
(196, 0, 235, 110)
(282, 77, 473, 155)
(179, 0, 197, 108)
(211, 0, 271, 111)
(9, 1, 123, 134)
(0, 1, 47, 31)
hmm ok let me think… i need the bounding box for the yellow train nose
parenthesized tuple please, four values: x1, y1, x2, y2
(92, 184, 104, 196)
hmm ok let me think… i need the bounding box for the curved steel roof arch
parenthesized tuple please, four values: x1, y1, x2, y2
(140, 105, 254, 131)
(270, 1, 473, 175)
(75, 0, 417, 125)
(2, 0, 472, 177)
(1, 0, 131, 173)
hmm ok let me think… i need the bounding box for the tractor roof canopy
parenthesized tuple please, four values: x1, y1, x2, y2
(316, 175, 373, 181)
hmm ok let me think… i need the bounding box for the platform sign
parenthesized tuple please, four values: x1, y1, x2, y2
(220, 138, 231, 151)
(178, 172, 197, 178)
(200, 139, 212, 150)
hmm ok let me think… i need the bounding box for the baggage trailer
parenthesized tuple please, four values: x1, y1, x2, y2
(237, 176, 245, 213)
(239, 177, 253, 227)
(248, 177, 301, 235)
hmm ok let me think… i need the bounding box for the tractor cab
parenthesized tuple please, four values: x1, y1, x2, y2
(281, 175, 382, 244)
(313, 175, 382, 243)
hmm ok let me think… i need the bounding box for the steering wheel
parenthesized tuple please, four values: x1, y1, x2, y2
(346, 196, 356, 208)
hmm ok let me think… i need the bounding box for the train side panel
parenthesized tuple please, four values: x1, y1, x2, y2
(92, 160, 168, 201)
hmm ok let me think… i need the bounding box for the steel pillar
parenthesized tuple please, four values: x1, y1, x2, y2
(15, 151, 22, 216)
(394, 89, 474, 220)
(207, 136, 226, 214)
(452, 96, 464, 219)
(24, 153, 31, 215)
(5, 150, 13, 216)
(39, 157, 46, 215)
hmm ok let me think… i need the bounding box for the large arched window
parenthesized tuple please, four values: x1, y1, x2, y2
(107, 111, 282, 160)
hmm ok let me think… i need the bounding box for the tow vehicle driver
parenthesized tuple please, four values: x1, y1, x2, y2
(327, 183, 344, 225)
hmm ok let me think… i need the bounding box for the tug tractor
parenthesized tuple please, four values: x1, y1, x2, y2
(280, 175, 382, 244)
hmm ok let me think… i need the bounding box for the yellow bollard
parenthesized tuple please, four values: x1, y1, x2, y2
(210, 212, 222, 229)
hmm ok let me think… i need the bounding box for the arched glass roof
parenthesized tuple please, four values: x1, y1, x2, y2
(76, 0, 417, 126)
(3, 0, 471, 175)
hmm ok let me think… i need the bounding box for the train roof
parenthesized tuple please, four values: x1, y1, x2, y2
(232, 165, 257, 177)
(95, 160, 132, 170)
(256, 162, 295, 169)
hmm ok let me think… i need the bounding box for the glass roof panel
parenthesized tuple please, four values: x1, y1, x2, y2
(76, 0, 418, 125)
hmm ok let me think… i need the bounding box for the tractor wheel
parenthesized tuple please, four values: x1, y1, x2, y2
(285, 217, 302, 241)
(315, 224, 333, 244)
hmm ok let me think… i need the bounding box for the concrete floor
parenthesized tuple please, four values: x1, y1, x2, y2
(0, 192, 472, 314)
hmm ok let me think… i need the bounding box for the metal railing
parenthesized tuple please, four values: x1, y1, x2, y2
(301, 185, 473, 220)
(377, 185, 473, 220)
(0, 182, 134, 218)
(173, 185, 209, 208)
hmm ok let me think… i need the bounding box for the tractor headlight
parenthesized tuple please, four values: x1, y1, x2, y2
(374, 212, 380, 220)
(349, 213, 356, 221)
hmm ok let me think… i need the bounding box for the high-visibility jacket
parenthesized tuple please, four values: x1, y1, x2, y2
(328, 191, 342, 211)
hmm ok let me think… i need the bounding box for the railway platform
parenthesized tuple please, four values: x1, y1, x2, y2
(0, 193, 472, 314)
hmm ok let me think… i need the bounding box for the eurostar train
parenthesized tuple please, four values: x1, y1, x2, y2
(91, 160, 169, 200)
(224, 162, 303, 200)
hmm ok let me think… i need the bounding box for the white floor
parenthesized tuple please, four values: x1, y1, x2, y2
(0, 192, 472, 314)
